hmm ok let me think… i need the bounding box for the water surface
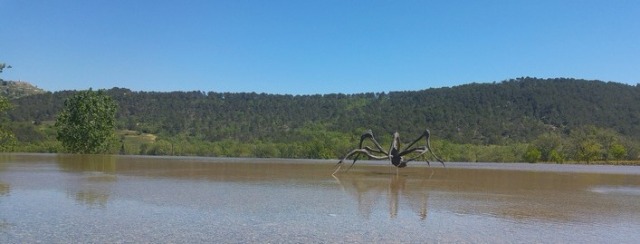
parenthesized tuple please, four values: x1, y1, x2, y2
(1, 154, 640, 243)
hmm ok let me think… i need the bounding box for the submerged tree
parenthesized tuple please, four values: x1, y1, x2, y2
(55, 89, 117, 154)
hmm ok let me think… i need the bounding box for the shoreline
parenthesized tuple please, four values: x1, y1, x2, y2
(3, 152, 639, 175)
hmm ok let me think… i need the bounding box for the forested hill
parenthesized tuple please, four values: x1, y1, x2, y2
(8, 77, 640, 145)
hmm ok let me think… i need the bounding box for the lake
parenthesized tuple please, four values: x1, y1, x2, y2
(1, 153, 640, 243)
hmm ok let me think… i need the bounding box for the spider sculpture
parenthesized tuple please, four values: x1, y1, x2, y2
(333, 129, 445, 175)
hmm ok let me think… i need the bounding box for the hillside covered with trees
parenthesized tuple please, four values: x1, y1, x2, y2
(4, 77, 640, 163)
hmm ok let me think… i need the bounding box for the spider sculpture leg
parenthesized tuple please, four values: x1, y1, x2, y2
(333, 148, 388, 175)
(399, 129, 445, 167)
(399, 146, 431, 165)
(333, 130, 388, 175)
(352, 130, 386, 162)
(346, 146, 387, 171)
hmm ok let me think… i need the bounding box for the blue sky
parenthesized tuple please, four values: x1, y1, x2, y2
(1, 0, 639, 94)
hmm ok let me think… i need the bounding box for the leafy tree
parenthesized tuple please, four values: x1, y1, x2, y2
(575, 140, 602, 163)
(548, 149, 564, 164)
(0, 96, 16, 151)
(609, 143, 626, 162)
(532, 133, 564, 161)
(523, 146, 541, 163)
(55, 89, 117, 154)
(147, 140, 173, 155)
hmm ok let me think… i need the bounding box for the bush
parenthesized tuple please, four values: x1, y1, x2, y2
(523, 147, 541, 163)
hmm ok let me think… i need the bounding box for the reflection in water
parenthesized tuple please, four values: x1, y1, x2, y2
(0, 182, 8, 196)
(56, 154, 118, 207)
(590, 186, 640, 196)
(73, 190, 110, 207)
(1, 154, 640, 243)
(332, 165, 640, 224)
(0, 181, 9, 228)
(0, 153, 14, 168)
(56, 154, 118, 173)
(427, 167, 640, 224)
(0, 156, 10, 230)
(45, 154, 640, 223)
(333, 173, 432, 220)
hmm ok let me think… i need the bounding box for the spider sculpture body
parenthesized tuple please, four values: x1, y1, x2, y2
(333, 129, 444, 175)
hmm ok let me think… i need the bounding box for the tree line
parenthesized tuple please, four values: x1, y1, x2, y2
(3, 77, 640, 163)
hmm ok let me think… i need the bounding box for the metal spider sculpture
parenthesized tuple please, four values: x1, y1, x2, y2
(333, 129, 445, 175)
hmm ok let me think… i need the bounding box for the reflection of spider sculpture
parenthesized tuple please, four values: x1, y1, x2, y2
(332, 173, 431, 220)
(333, 129, 444, 175)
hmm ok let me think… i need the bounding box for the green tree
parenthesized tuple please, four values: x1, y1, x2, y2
(548, 149, 564, 164)
(0, 96, 16, 151)
(532, 133, 564, 161)
(576, 140, 602, 163)
(523, 146, 541, 163)
(609, 143, 626, 162)
(0, 60, 12, 146)
(55, 89, 118, 154)
(147, 140, 173, 155)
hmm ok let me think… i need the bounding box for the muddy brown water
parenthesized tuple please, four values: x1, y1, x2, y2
(1, 153, 640, 243)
